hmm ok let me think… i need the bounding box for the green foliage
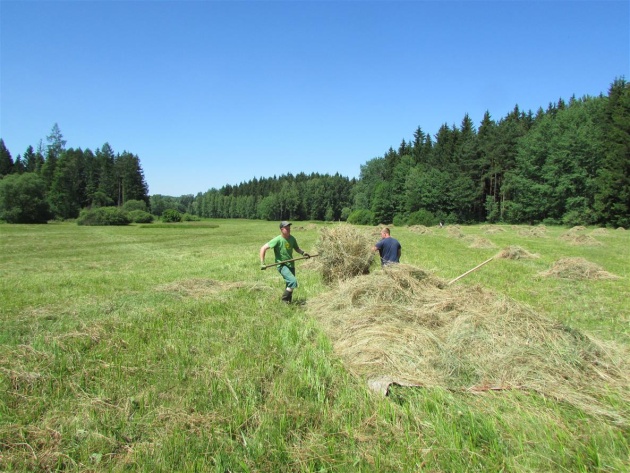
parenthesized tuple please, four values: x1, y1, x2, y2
(161, 209, 182, 223)
(347, 208, 374, 225)
(0, 173, 51, 223)
(407, 209, 438, 226)
(122, 199, 148, 212)
(340, 206, 351, 221)
(127, 210, 154, 223)
(76, 207, 131, 226)
(181, 212, 200, 221)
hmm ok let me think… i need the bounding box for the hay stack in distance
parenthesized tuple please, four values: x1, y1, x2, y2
(496, 245, 539, 260)
(314, 224, 375, 284)
(540, 257, 620, 280)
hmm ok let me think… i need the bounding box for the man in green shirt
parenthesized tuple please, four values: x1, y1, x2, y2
(259, 221, 310, 303)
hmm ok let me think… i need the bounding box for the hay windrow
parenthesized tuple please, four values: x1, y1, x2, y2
(539, 257, 620, 280)
(313, 224, 375, 283)
(484, 225, 507, 234)
(496, 246, 539, 260)
(306, 264, 629, 423)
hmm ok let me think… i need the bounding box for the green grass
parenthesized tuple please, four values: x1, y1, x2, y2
(1, 220, 628, 472)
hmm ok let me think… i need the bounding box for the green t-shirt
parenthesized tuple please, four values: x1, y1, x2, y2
(268, 234, 299, 267)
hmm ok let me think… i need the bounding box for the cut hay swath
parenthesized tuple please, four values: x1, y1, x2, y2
(306, 264, 629, 423)
(495, 245, 539, 260)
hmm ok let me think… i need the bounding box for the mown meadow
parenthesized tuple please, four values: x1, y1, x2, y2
(1, 220, 628, 472)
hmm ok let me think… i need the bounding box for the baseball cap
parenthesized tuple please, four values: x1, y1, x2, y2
(279, 221, 292, 229)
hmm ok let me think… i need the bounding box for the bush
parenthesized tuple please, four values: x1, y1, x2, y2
(0, 173, 51, 223)
(161, 209, 182, 223)
(181, 213, 200, 222)
(393, 214, 407, 227)
(77, 207, 131, 226)
(122, 199, 148, 212)
(407, 209, 437, 227)
(347, 209, 374, 226)
(128, 210, 154, 223)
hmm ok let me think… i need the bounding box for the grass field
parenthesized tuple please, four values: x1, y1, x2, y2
(1, 220, 629, 472)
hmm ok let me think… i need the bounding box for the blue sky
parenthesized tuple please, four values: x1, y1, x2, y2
(1, 1, 628, 196)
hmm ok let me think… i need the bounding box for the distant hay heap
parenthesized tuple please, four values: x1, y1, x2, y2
(484, 225, 507, 234)
(408, 225, 432, 235)
(590, 228, 609, 236)
(314, 225, 375, 283)
(518, 226, 547, 237)
(559, 233, 603, 246)
(496, 245, 539, 260)
(306, 264, 629, 422)
(447, 226, 465, 239)
(539, 257, 620, 280)
(466, 236, 497, 249)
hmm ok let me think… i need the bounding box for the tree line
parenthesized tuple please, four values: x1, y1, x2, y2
(0, 124, 149, 223)
(2, 78, 628, 227)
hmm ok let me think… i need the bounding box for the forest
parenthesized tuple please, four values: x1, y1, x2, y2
(1, 78, 628, 227)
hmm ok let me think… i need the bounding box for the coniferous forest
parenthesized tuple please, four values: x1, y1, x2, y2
(1, 78, 628, 226)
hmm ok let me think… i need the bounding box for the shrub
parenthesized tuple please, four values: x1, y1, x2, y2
(407, 209, 437, 227)
(347, 209, 374, 225)
(0, 173, 51, 223)
(181, 213, 200, 222)
(128, 210, 154, 223)
(122, 199, 148, 212)
(77, 207, 131, 226)
(393, 214, 407, 227)
(161, 209, 182, 223)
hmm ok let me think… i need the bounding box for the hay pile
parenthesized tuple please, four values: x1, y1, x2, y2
(484, 225, 507, 234)
(408, 225, 432, 235)
(559, 233, 603, 246)
(313, 224, 375, 283)
(306, 264, 629, 422)
(539, 257, 620, 280)
(590, 228, 609, 236)
(496, 245, 539, 260)
(466, 236, 497, 249)
(447, 226, 465, 239)
(518, 226, 547, 237)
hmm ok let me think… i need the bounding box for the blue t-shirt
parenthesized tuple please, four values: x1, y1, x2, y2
(375, 237, 401, 265)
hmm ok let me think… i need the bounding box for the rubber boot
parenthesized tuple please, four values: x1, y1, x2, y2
(281, 289, 292, 304)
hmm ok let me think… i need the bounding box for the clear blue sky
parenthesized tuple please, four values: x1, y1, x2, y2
(1, 1, 628, 196)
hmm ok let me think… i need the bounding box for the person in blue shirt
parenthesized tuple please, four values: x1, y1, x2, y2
(372, 227, 401, 266)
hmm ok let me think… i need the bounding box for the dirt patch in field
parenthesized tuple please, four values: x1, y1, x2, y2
(539, 257, 620, 280)
(496, 246, 539, 260)
(156, 278, 270, 298)
(306, 263, 629, 423)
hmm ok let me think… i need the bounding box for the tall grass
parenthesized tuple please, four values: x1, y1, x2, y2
(1, 221, 628, 472)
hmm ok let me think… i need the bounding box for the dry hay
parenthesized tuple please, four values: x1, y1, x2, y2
(539, 257, 620, 280)
(447, 226, 465, 239)
(156, 278, 269, 298)
(590, 228, 609, 236)
(408, 225, 432, 235)
(617, 227, 626, 231)
(484, 225, 507, 234)
(518, 226, 547, 237)
(496, 245, 539, 260)
(313, 224, 375, 283)
(306, 264, 629, 423)
(466, 236, 497, 249)
(559, 233, 603, 246)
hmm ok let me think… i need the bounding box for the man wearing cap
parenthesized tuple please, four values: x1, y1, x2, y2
(259, 221, 310, 303)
